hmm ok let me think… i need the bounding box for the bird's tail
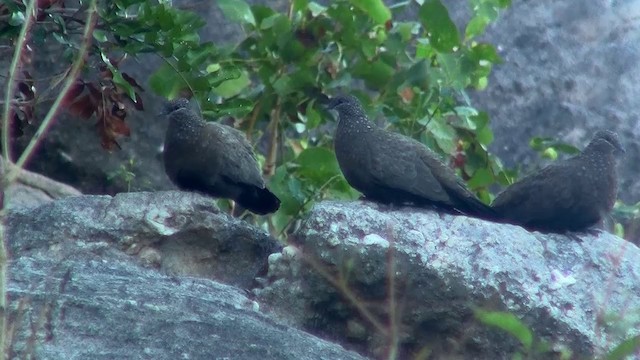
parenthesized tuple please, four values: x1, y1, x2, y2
(237, 187, 281, 215)
(458, 196, 501, 221)
(444, 188, 501, 222)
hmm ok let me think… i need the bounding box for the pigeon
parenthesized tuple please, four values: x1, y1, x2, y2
(491, 130, 624, 233)
(163, 98, 280, 215)
(329, 94, 497, 220)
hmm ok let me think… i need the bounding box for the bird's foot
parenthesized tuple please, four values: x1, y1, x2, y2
(565, 232, 585, 243)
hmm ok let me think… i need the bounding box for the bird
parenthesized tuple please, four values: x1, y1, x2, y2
(162, 98, 280, 215)
(491, 130, 624, 233)
(328, 94, 497, 220)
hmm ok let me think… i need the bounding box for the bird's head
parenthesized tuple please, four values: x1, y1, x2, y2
(161, 98, 190, 116)
(590, 130, 625, 156)
(327, 95, 361, 112)
(326, 94, 369, 122)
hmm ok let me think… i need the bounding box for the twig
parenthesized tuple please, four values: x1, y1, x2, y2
(245, 99, 262, 142)
(263, 99, 280, 177)
(5, 1, 98, 184)
(302, 252, 390, 336)
(0, 1, 38, 356)
(2, 0, 37, 162)
(0, 4, 96, 356)
(279, 174, 342, 237)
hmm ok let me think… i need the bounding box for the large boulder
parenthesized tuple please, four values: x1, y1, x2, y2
(4, 191, 368, 359)
(6, 191, 280, 288)
(257, 201, 640, 359)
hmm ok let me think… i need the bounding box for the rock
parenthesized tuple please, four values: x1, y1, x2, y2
(163, 99, 280, 215)
(6, 191, 280, 288)
(257, 201, 640, 359)
(329, 95, 496, 220)
(0, 157, 82, 211)
(491, 130, 624, 233)
(5, 229, 368, 359)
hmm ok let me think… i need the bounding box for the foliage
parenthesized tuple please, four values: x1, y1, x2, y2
(476, 309, 640, 360)
(475, 309, 574, 359)
(0, 0, 514, 235)
(153, 0, 512, 233)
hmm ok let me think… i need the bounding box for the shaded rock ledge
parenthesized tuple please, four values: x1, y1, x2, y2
(257, 201, 640, 359)
(4, 191, 367, 359)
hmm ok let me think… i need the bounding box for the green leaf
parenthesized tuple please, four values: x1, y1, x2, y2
(292, 0, 309, 14)
(348, 0, 391, 25)
(465, 15, 489, 40)
(9, 10, 25, 26)
(419, 0, 460, 53)
(603, 335, 640, 360)
(426, 118, 457, 154)
(305, 102, 321, 129)
(352, 59, 395, 90)
(308, 2, 327, 17)
(202, 98, 254, 118)
(269, 166, 306, 215)
(475, 310, 533, 351)
(149, 64, 187, 98)
(92, 29, 108, 42)
(217, 0, 256, 26)
(466, 168, 494, 189)
(212, 70, 250, 97)
(497, 0, 512, 8)
(295, 147, 342, 185)
(477, 125, 494, 146)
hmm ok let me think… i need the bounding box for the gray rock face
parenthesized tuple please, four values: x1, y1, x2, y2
(6, 191, 280, 288)
(257, 201, 640, 359)
(6, 234, 368, 359)
(491, 130, 624, 232)
(330, 95, 496, 220)
(5, 191, 368, 359)
(163, 99, 280, 214)
(0, 157, 82, 211)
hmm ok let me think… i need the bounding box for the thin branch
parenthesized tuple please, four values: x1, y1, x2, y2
(263, 99, 280, 177)
(0, 1, 38, 356)
(245, 99, 262, 142)
(278, 174, 342, 237)
(2, 0, 37, 162)
(5, 1, 98, 184)
(302, 252, 390, 336)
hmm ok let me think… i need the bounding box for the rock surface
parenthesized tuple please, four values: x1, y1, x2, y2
(6, 233, 367, 359)
(7, 191, 280, 288)
(5, 191, 367, 360)
(0, 157, 82, 211)
(257, 201, 640, 359)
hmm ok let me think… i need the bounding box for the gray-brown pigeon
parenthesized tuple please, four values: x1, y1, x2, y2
(163, 99, 280, 215)
(491, 130, 624, 233)
(329, 94, 497, 220)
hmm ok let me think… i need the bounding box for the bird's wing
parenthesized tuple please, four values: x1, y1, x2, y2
(366, 131, 451, 203)
(418, 146, 477, 198)
(207, 123, 265, 188)
(491, 163, 576, 222)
